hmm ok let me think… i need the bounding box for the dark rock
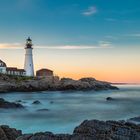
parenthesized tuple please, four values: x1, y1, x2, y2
(0, 74, 118, 93)
(15, 100, 26, 104)
(17, 132, 71, 140)
(0, 98, 24, 109)
(32, 100, 41, 105)
(16, 134, 33, 140)
(57, 77, 118, 91)
(128, 116, 140, 122)
(73, 120, 140, 140)
(15, 100, 22, 103)
(36, 109, 50, 112)
(106, 97, 114, 101)
(16, 119, 140, 140)
(50, 101, 54, 104)
(0, 125, 22, 140)
(80, 77, 96, 82)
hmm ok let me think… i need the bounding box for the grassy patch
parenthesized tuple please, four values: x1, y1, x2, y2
(0, 73, 35, 82)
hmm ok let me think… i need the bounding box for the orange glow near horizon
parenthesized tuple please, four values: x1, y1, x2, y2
(0, 46, 140, 84)
(48, 70, 140, 83)
(33, 65, 140, 83)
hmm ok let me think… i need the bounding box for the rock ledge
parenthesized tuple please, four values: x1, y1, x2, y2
(1, 119, 140, 140)
(0, 74, 118, 93)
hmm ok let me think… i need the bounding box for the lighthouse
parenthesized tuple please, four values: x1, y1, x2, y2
(24, 37, 34, 77)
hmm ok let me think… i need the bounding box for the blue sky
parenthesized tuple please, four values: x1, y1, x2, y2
(0, 0, 140, 46)
(0, 0, 140, 82)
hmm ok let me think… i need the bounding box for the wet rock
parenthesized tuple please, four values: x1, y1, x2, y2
(50, 101, 54, 104)
(106, 97, 114, 101)
(0, 74, 118, 92)
(16, 100, 22, 103)
(16, 119, 140, 140)
(73, 120, 140, 140)
(36, 108, 50, 112)
(32, 100, 41, 105)
(0, 98, 24, 109)
(17, 132, 71, 140)
(129, 116, 140, 123)
(15, 100, 26, 104)
(0, 125, 22, 140)
(57, 77, 118, 91)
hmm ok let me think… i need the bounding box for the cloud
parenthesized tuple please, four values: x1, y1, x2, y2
(126, 34, 140, 37)
(123, 33, 140, 39)
(36, 45, 99, 49)
(34, 45, 113, 49)
(0, 43, 113, 50)
(82, 6, 97, 16)
(0, 43, 23, 49)
(99, 41, 112, 48)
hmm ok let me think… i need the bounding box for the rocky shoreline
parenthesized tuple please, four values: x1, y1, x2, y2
(0, 74, 124, 140)
(0, 97, 139, 139)
(0, 74, 118, 93)
(1, 118, 140, 140)
(0, 98, 24, 109)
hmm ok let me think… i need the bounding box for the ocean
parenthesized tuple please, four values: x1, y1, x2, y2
(0, 85, 140, 134)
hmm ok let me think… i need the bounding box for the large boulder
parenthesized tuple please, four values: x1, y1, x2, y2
(0, 125, 22, 140)
(129, 116, 140, 123)
(0, 98, 24, 109)
(58, 78, 91, 90)
(16, 132, 71, 140)
(57, 77, 118, 91)
(79, 77, 96, 83)
(73, 120, 140, 140)
(106, 97, 114, 101)
(16, 119, 140, 140)
(36, 109, 50, 112)
(32, 100, 41, 105)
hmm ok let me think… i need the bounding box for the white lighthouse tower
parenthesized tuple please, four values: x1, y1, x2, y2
(24, 37, 34, 77)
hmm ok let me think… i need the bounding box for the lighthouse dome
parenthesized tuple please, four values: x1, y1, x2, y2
(26, 37, 32, 42)
(26, 37, 33, 49)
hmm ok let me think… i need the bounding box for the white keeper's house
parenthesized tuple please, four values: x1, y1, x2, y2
(0, 60, 6, 74)
(0, 59, 26, 76)
(0, 37, 54, 77)
(0, 37, 35, 77)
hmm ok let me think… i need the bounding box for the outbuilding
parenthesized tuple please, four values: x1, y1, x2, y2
(36, 69, 53, 77)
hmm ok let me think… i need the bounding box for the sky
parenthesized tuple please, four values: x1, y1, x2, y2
(0, 0, 140, 83)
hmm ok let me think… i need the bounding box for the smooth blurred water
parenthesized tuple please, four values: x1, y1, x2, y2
(0, 85, 140, 134)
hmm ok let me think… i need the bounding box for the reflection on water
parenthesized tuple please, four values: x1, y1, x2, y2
(0, 85, 140, 134)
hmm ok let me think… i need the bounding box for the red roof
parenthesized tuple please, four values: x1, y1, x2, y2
(17, 69, 26, 72)
(6, 67, 17, 71)
(37, 68, 53, 72)
(6, 67, 25, 72)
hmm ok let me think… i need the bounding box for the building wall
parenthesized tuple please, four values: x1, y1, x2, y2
(6, 70, 26, 76)
(36, 70, 53, 77)
(0, 67, 6, 74)
(0, 60, 26, 76)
